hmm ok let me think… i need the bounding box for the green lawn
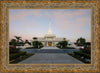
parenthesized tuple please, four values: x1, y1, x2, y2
(68, 50, 91, 64)
(10, 53, 34, 64)
(9, 48, 34, 64)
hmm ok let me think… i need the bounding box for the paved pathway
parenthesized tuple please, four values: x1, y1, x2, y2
(18, 53, 83, 64)
(20, 49, 80, 53)
(41, 47, 59, 49)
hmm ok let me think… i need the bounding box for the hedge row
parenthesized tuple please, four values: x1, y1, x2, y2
(80, 49, 91, 54)
(10, 48, 21, 54)
(10, 51, 26, 60)
(74, 51, 90, 59)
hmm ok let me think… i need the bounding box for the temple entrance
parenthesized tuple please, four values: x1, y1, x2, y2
(48, 42, 52, 46)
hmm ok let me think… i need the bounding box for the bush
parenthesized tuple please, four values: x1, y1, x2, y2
(61, 47, 76, 49)
(56, 41, 68, 48)
(66, 47, 76, 49)
(10, 51, 26, 60)
(10, 48, 21, 54)
(32, 41, 43, 48)
(74, 51, 90, 59)
(80, 49, 91, 54)
(26, 47, 34, 49)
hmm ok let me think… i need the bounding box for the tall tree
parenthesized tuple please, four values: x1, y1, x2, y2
(14, 36, 21, 43)
(56, 41, 68, 48)
(63, 38, 66, 41)
(33, 37, 38, 41)
(9, 39, 17, 46)
(32, 41, 43, 48)
(76, 37, 86, 46)
(33, 37, 37, 39)
(25, 40, 29, 44)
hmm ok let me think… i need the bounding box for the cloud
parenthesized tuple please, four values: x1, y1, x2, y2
(52, 10, 91, 33)
(10, 10, 42, 21)
(9, 9, 91, 42)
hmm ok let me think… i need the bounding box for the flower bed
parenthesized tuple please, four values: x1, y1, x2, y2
(9, 48, 34, 63)
(74, 51, 90, 59)
(68, 51, 91, 63)
(10, 53, 34, 63)
(10, 51, 26, 60)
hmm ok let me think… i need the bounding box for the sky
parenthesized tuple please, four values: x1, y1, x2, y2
(9, 9, 91, 42)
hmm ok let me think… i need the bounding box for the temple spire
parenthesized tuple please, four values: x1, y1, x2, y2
(48, 20, 52, 34)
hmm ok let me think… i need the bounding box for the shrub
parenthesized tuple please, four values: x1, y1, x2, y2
(10, 52, 26, 60)
(74, 51, 90, 59)
(32, 41, 43, 48)
(80, 49, 91, 54)
(56, 41, 68, 48)
(10, 48, 21, 54)
(65, 47, 76, 49)
(26, 47, 34, 49)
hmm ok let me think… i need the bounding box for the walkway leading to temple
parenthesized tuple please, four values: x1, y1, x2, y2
(41, 47, 59, 49)
(18, 53, 83, 64)
(20, 48, 80, 53)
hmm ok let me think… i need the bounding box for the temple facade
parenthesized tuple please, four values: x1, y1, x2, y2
(32, 21, 67, 47)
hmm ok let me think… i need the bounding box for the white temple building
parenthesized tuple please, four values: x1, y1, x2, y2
(32, 21, 67, 47)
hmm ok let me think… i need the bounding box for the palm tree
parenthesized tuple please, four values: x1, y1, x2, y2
(14, 36, 21, 43)
(25, 40, 29, 44)
(10, 39, 17, 46)
(33, 37, 38, 41)
(20, 39, 24, 42)
(63, 38, 66, 41)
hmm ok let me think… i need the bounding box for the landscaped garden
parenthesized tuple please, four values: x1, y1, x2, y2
(9, 36, 35, 63)
(9, 48, 34, 64)
(56, 37, 91, 64)
(24, 41, 43, 49)
(68, 37, 91, 63)
(68, 49, 91, 63)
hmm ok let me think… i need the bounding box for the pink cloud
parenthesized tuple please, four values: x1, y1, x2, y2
(51, 10, 91, 33)
(9, 9, 91, 42)
(10, 10, 42, 21)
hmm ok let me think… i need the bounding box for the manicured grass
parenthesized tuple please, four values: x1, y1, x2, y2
(9, 48, 34, 64)
(68, 52, 91, 64)
(10, 53, 34, 64)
